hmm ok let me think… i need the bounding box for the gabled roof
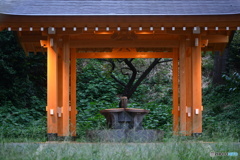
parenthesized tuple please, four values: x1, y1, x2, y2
(1, 0, 240, 16)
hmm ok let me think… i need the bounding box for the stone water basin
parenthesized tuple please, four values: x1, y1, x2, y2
(100, 108, 149, 130)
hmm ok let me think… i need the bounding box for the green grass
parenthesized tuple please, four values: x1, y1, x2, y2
(0, 126, 239, 160)
(0, 141, 239, 160)
(0, 108, 239, 159)
(0, 119, 239, 159)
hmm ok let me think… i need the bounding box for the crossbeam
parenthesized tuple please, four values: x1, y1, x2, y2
(70, 39, 179, 48)
(75, 51, 175, 59)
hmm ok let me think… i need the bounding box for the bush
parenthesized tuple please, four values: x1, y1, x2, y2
(203, 84, 240, 140)
(0, 117, 46, 142)
(222, 72, 240, 92)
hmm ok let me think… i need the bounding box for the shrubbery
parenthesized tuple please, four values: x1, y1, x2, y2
(203, 83, 240, 140)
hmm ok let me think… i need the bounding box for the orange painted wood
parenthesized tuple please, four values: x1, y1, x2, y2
(47, 37, 58, 134)
(191, 35, 203, 134)
(19, 35, 47, 42)
(57, 47, 63, 136)
(202, 35, 229, 43)
(70, 39, 179, 48)
(172, 48, 179, 135)
(70, 49, 77, 137)
(186, 47, 193, 136)
(179, 36, 187, 135)
(76, 52, 174, 59)
(61, 36, 70, 136)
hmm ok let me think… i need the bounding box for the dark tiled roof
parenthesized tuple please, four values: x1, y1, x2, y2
(0, 0, 240, 16)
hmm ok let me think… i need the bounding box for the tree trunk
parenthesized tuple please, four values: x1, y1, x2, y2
(212, 49, 228, 85)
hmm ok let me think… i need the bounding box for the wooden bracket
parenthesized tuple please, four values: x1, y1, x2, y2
(57, 107, 62, 117)
(50, 109, 54, 115)
(40, 40, 48, 48)
(195, 109, 199, 115)
(50, 38, 54, 47)
(195, 38, 199, 47)
(201, 40, 208, 47)
(187, 107, 191, 117)
(193, 26, 201, 34)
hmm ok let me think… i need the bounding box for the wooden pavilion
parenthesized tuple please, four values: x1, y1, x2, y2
(1, 0, 240, 140)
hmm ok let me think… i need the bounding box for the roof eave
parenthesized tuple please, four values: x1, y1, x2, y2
(1, 13, 240, 16)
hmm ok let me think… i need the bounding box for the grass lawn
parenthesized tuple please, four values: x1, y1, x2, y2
(0, 141, 239, 160)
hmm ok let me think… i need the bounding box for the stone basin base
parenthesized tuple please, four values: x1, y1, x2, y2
(100, 108, 150, 130)
(86, 129, 164, 142)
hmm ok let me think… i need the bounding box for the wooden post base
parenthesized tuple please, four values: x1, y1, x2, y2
(47, 134, 77, 141)
(47, 133, 58, 141)
(192, 133, 202, 137)
(57, 136, 77, 141)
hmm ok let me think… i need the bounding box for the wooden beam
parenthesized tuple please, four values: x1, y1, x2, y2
(0, 26, 4, 31)
(213, 43, 227, 52)
(57, 47, 63, 136)
(70, 39, 179, 48)
(47, 37, 58, 140)
(61, 36, 70, 137)
(172, 48, 179, 135)
(70, 48, 77, 137)
(186, 47, 192, 136)
(191, 35, 202, 136)
(202, 35, 229, 43)
(19, 35, 47, 42)
(76, 52, 174, 59)
(179, 36, 187, 136)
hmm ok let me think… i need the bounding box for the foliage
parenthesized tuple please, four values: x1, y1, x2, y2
(130, 59, 173, 105)
(201, 31, 240, 141)
(77, 59, 120, 104)
(0, 30, 46, 138)
(75, 59, 173, 135)
(222, 72, 240, 92)
(76, 101, 118, 138)
(202, 51, 214, 88)
(0, 31, 46, 107)
(228, 31, 240, 73)
(75, 59, 120, 136)
(97, 58, 173, 102)
(0, 117, 46, 142)
(127, 102, 172, 130)
(203, 84, 240, 140)
(143, 103, 172, 131)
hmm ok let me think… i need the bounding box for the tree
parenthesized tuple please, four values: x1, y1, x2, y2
(212, 31, 240, 85)
(228, 31, 240, 73)
(212, 50, 228, 85)
(101, 58, 172, 106)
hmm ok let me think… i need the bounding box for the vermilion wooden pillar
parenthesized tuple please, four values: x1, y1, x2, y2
(46, 36, 58, 140)
(177, 35, 203, 136)
(172, 48, 179, 135)
(60, 36, 70, 138)
(70, 49, 77, 138)
(179, 36, 187, 135)
(47, 36, 73, 140)
(57, 47, 63, 137)
(186, 47, 193, 136)
(191, 35, 203, 136)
